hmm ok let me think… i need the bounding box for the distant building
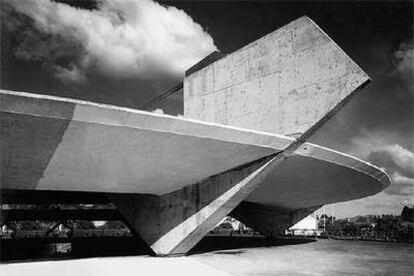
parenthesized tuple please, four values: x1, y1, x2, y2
(286, 215, 321, 236)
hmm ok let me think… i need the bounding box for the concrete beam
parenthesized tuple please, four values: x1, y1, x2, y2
(109, 120, 325, 256)
(0, 16, 389, 258)
(1, 90, 388, 200)
(109, 154, 287, 256)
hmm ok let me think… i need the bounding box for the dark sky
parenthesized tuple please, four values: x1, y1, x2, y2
(1, 0, 413, 218)
(165, 1, 413, 149)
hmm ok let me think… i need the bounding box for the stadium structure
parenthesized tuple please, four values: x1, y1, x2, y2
(0, 16, 390, 256)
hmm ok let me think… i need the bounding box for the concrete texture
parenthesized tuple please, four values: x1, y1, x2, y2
(0, 16, 389, 256)
(0, 90, 388, 196)
(109, 155, 280, 255)
(1, 89, 389, 255)
(184, 16, 369, 136)
(1, 90, 286, 195)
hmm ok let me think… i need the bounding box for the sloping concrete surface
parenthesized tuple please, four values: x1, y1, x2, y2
(110, 155, 281, 255)
(1, 90, 285, 195)
(2, 89, 391, 255)
(1, 89, 389, 202)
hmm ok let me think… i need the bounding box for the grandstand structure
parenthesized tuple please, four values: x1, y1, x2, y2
(0, 16, 390, 256)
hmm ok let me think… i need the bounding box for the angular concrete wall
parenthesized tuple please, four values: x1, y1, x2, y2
(109, 154, 282, 256)
(184, 16, 369, 137)
(0, 16, 383, 257)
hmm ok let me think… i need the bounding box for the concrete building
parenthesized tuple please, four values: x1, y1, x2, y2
(0, 16, 390, 256)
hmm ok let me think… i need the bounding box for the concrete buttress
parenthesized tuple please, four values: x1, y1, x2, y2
(110, 16, 373, 256)
(0, 15, 383, 257)
(110, 154, 286, 256)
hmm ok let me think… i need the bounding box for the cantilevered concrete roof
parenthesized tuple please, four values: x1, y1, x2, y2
(1, 90, 389, 209)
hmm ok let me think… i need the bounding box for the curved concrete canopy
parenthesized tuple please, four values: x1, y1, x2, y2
(1, 90, 390, 208)
(246, 154, 387, 210)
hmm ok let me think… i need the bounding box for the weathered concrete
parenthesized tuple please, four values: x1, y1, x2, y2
(0, 90, 388, 197)
(0, 16, 390, 256)
(0, 87, 389, 255)
(184, 16, 369, 137)
(1, 90, 286, 194)
(109, 155, 281, 256)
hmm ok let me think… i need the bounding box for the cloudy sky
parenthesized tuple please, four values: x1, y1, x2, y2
(1, 0, 413, 218)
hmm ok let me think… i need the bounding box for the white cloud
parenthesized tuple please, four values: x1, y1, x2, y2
(402, 198, 414, 207)
(369, 144, 414, 178)
(349, 129, 414, 196)
(392, 40, 413, 86)
(369, 147, 414, 196)
(387, 172, 414, 196)
(392, 172, 414, 186)
(349, 129, 391, 158)
(5, 0, 217, 84)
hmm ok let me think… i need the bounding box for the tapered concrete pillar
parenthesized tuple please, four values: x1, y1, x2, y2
(110, 154, 288, 256)
(231, 201, 320, 238)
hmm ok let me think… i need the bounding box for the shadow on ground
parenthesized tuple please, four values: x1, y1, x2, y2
(0, 237, 152, 262)
(0, 236, 316, 262)
(189, 236, 316, 255)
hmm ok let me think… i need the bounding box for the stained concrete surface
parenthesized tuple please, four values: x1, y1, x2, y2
(1, 88, 390, 256)
(109, 155, 280, 255)
(184, 16, 369, 136)
(1, 90, 388, 198)
(1, 239, 412, 276)
(0, 14, 389, 259)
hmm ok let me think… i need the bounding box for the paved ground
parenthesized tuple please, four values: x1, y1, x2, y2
(1, 239, 413, 276)
(192, 239, 414, 276)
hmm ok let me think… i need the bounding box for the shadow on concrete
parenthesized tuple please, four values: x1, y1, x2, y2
(213, 249, 246, 255)
(188, 235, 317, 255)
(0, 237, 153, 263)
(1, 236, 316, 262)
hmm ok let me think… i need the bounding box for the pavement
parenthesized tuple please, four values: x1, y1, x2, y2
(0, 255, 232, 276)
(1, 239, 413, 276)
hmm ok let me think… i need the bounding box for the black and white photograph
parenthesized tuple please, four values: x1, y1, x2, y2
(0, 0, 413, 275)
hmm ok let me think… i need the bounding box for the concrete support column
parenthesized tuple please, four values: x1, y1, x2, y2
(110, 154, 286, 256)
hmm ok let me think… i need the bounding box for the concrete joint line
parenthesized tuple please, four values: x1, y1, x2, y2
(150, 154, 280, 254)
